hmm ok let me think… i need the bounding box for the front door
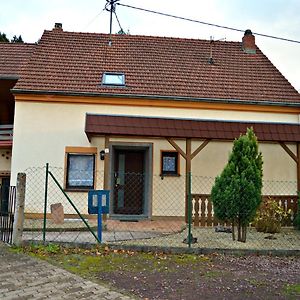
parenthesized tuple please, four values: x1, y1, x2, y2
(113, 150, 145, 215)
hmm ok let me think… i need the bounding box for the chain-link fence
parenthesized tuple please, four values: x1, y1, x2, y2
(21, 165, 300, 252)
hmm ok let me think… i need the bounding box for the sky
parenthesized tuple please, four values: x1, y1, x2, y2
(1, 0, 300, 91)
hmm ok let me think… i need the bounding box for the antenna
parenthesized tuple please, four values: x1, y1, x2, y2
(105, 0, 120, 45)
(208, 36, 214, 64)
(208, 36, 226, 64)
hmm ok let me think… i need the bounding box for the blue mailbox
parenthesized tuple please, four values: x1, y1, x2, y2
(88, 190, 110, 242)
(88, 190, 110, 214)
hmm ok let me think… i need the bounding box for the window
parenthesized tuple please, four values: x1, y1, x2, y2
(102, 72, 125, 86)
(161, 151, 179, 176)
(65, 147, 97, 190)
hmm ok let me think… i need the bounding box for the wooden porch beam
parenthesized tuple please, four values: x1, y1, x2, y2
(279, 142, 298, 163)
(166, 138, 187, 160)
(191, 139, 211, 160)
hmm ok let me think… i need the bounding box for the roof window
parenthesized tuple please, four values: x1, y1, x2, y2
(102, 72, 125, 86)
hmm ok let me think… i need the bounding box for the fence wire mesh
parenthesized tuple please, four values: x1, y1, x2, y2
(22, 166, 300, 252)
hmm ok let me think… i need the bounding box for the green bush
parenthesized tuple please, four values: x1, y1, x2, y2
(255, 199, 292, 234)
(211, 128, 263, 242)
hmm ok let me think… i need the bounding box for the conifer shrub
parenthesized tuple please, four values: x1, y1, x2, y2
(211, 128, 263, 242)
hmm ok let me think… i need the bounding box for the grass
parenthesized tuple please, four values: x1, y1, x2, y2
(12, 243, 212, 277)
(284, 283, 300, 298)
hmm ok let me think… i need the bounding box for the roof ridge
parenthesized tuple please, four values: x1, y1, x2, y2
(44, 28, 241, 44)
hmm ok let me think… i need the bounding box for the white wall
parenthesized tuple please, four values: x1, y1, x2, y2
(11, 100, 299, 181)
(11, 100, 299, 216)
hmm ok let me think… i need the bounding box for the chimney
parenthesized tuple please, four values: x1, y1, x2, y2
(242, 29, 256, 54)
(53, 23, 63, 31)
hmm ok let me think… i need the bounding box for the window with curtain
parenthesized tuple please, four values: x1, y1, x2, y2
(66, 154, 95, 189)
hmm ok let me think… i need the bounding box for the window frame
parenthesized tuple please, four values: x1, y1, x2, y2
(64, 147, 97, 191)
(102, 72, 125, 86)
(160, 150, 180, 176)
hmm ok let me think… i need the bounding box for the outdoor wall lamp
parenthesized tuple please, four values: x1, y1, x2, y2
(100, 150, 105, 160)
(100, 148, 109, 160)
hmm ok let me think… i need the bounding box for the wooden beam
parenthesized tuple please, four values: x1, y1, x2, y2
(166, 138, 187, 160)
(191, 139, 211, 160)
(279, 142, 298, 163)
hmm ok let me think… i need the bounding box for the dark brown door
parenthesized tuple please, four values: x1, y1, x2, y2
(113, 150, 145, 215)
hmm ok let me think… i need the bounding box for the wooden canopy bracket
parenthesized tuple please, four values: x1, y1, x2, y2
(191, 139, 211, 160)
(166, 138, 187, 160)
(279, 142, 298, 163)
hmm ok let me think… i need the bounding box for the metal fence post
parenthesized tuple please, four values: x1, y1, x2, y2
(43, 163, 49, 243)
(12, 173, 26, 246)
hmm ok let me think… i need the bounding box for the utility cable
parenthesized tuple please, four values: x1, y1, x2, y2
(114, 11, 125, 34)
(84, 8, 105, 30)
(117, 3, 300, 44)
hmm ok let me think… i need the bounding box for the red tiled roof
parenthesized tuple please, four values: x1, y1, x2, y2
(85, 114, 300, 142)
(13, 29, 300, 104)
(0, 43, 36, 77)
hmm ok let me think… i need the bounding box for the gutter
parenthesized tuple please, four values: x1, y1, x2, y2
(11, 88, 300, 108)
(0, 75, 19, 80)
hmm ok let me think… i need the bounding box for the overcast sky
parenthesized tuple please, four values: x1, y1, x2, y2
(1, 0, 300, 91)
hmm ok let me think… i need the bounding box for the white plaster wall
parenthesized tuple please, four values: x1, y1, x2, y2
(11, 100, 299, 180)
(11, 101, 299, 216)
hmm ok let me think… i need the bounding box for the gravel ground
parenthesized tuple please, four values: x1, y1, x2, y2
(115, 227, 300, 252)
(96, 253, 300, 300)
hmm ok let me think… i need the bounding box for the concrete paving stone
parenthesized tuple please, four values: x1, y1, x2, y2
(0, 242, 137, 300)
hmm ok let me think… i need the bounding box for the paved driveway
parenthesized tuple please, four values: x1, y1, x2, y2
(0, 242, 135, 300)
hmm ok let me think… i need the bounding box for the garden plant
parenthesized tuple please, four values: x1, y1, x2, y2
(211, 128, 263, 242)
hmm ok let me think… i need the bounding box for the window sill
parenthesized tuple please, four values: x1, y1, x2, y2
(64, 188, 94, 193)
(160, 174, 181, 177)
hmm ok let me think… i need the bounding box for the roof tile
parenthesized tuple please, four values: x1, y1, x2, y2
(9, 30, 300, 104)
(85, 115, 300, 142)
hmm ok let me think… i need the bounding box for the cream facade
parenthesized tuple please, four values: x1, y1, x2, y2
(10, 98, 299, 217)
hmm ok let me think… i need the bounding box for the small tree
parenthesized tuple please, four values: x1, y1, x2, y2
(0, 32, 9, 42)
(211, 128, 263, 242)
(11, 35, 24, 43)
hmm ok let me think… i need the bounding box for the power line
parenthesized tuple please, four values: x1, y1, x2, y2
(84, 9, 105, 30)
(117, 3, 300, 44)
(114, 11, 125, 34)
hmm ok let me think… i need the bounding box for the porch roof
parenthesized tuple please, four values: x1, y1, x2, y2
(85, 114, 300, 142)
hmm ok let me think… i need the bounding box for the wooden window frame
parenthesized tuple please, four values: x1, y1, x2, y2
(64, 147, 97, 191)
(160, 150, 180, 176)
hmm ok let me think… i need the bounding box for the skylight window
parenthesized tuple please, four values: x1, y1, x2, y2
(102, 72, 125, 86)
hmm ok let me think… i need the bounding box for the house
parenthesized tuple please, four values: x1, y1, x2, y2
(0, 42, 36, 213)
(1, 23, 300, 220)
